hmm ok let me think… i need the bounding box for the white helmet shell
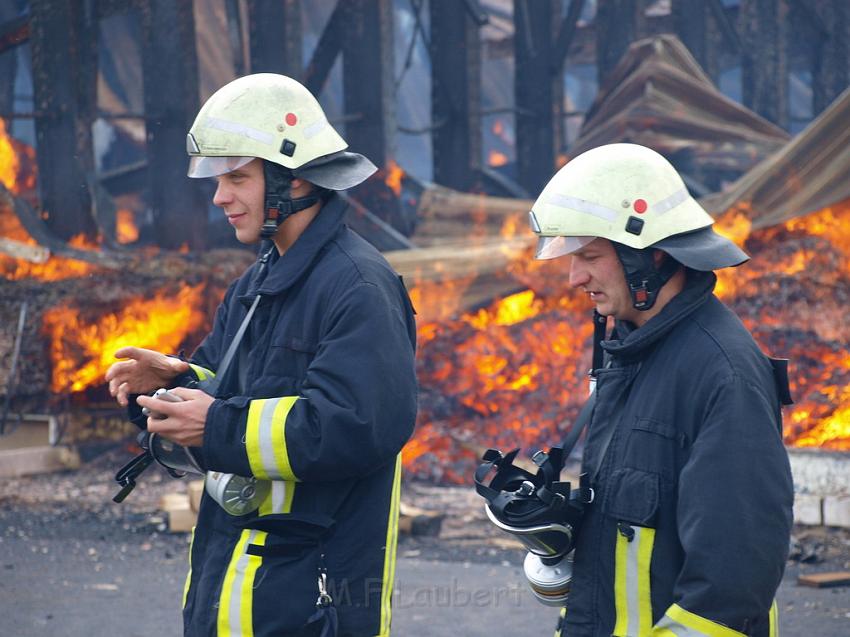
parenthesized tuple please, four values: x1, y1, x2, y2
(187, 73, 347, 177)
(530, 143, 716, 259)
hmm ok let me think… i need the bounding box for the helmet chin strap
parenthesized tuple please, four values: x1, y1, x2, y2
(612, 244, 680, 311)
(260, 160, 322, 239)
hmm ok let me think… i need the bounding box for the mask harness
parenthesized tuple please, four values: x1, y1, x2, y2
(260, 161, 323, 239)
(612, 244, 679, 311)
(474, 311, 607, 607)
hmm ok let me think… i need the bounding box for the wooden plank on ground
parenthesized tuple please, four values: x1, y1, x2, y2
(797, 572, 850, 588)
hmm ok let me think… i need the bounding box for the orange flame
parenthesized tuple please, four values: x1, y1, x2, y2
(384, 159, 404, 196)
(41, 283, 208, 393)
(116, 209, 139, 244)
(488, 151, 509, 167)
(0, 119, 19, 192)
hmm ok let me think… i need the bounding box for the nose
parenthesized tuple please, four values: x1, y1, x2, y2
(569, 257, 590, 289)
(212, 180, 232, 207)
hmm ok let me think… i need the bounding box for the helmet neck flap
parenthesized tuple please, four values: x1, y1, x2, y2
(612, 243, 681, 311)
(260, 160, 325, 239)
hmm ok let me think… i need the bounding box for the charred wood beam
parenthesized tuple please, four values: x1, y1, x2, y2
(739, 0, 788, 128)
(810, 0, 849, 116)
(303, 0, 344, 96)
(706, 0, 741, 54)
(0, 5, 21, 115)
(341, 0, 395, 167)
(0, 183, 127, 267)
(224, 0, 247, 77)
(140, 0, 207, 250)
(29, 0, 97, 241)
(672, 0, 715, 77)
(247, 0, 302, 78)
(430, 0, 482, 191)
(0, 13, 29, 54)
(595, 0, 643, 86)
(551, 0, 585, 72)
(514, 0, 559, 196)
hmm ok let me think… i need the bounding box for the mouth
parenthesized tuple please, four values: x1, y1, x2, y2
(226, 213, 247, 225)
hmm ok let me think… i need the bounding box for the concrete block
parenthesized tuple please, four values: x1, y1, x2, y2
(794, 493, 823, 526)
(823, 495, 850, 529)
(0, 445, 80, 478)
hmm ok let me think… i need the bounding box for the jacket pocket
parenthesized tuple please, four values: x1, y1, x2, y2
(604, 468, 659, 637)
(623, 418, 682, 482)
(263, 335, 318, 388)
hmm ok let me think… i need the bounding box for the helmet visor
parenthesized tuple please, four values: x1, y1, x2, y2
(187, 156, 254, 179)
(534, 235, 596, 260)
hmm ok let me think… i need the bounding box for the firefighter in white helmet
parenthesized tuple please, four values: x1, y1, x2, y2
(106, 74, 417, 636)
(529, 144, 793, 637)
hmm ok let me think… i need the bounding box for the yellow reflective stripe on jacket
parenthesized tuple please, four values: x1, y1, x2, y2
(554, 606, 567, 637)
(182, 526, 196, 609)
(245, 397, 299, 481)
(769, 600, 778, 637)
(377, 455, 402, 637)
(217, 529, 268, 637)
(258, 479, 295, 516)
(613, 525, 655, 636)
(188, 363, 215, 381)
(651, 603, 747, 637)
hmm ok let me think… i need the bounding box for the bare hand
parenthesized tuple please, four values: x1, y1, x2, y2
(137, 387, 213, 447)
(105, 346, 190, 407)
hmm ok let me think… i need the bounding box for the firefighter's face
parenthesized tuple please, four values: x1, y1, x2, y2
(213, 158, 266, 244)
(569, 238, 641, 324)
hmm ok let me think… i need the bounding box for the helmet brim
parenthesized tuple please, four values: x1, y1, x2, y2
(187, 155, 254, 178)
(294, 151, 377, 191)
(653, 226, 749, 271)
(534, 235, 596, 260)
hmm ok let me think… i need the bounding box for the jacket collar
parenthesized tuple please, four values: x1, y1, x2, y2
(602, 270, 717, 361)
(256, 193, 347, 296)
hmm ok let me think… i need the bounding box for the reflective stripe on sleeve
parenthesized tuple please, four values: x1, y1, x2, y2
(188, 363, 215, 381)
(769, 600, 778, 637)
(613, 524, 655, 637)
(217, 529, 268, 637)
(245, 397, 299, 481)
(258, 479, 295, 516)
(650, 603, 747, 637)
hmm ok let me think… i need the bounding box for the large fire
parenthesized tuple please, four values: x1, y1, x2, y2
(41, 284, 207, 393)
(405, 199, 850, 480)
(1, 111, 847, 480)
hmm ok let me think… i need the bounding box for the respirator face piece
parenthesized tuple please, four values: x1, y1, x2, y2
(474, 447, 593, 607)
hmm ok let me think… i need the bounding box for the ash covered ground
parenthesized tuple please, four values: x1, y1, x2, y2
(1, 442, 849, 636)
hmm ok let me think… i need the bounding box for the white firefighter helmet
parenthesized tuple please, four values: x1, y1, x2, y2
(530, 143, 747, 271)
(186, 73, 375, 190)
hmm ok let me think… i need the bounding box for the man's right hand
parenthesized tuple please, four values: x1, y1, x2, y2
(105, 347, 191, 407)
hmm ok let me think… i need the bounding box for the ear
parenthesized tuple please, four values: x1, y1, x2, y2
(652, 249, 667, 267)
(290, 177, 306, 190)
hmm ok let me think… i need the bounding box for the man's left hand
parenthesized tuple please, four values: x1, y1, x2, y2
(136, 387, 214, 448)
